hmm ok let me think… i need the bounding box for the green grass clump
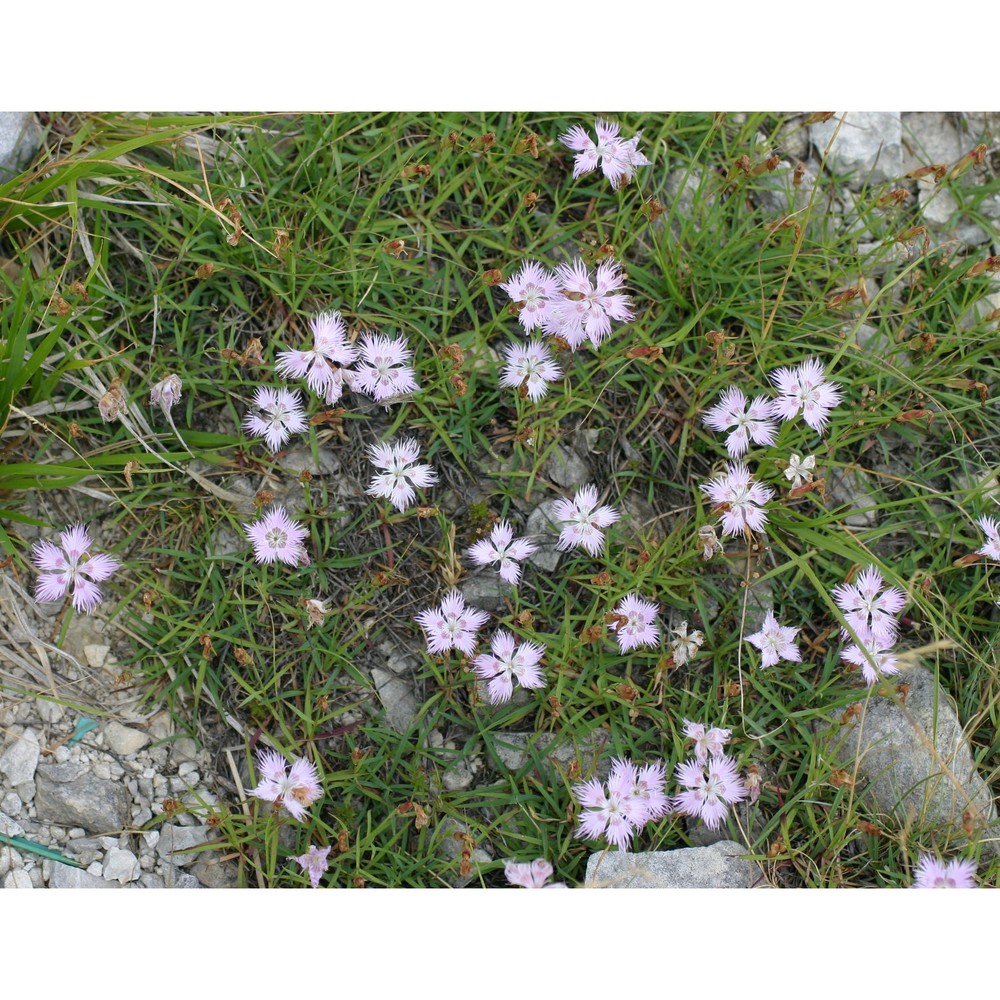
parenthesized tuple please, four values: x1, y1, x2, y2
(2, 112, 999, 888)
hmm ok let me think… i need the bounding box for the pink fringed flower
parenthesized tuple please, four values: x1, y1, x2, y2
(472, 629, 546, 704)
(500, 262, 560, 332)
(673, 753, 748, 830)
(977, 515, 1000, 560)
(559, 119, 649, 188)
(545, 258, 634, 350)
(769, 357, 842, 433)
(243, 386, 308, 452)
(551, 484, 620, 556)
(841, 637, 901, 687)
(498, 339, 562, 401)
(912, 853, 977, 888)
(32, 525, 120, 614)
(608, 593, 660, 653)
(504, 858, 564, 888)
(831, 565, 906, 645)
(745, 610, 802, 669)
(414, 590, 489, 656)
(244, 505, 310, 567)
(276, 310, 358, 402)
(366, 438, 437, 511)
(466, 520, 536, 585)
(682, 720, 732, 765)
(248, 748, 322, 822)
(702, 387, 779, 458)
(352, 331, 419, 403)
(700, 462, 773, 537)
(573, 757, 667, 850)
(294, 844, 332, 888)
(612, 758, 670, 826)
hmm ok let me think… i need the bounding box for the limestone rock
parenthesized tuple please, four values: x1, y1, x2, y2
(811, 112, 902, 187)
(0, 112, 41, 180)
(0, 728, 41, 786)
(35, 763, 130, 833)
(370, 667, 420, 733)
(819, 665, 998, 850)
(585, 841, 761, 888)
(103, 721, 151, 757)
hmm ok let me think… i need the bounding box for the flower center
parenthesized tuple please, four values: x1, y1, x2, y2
(265, 528, 289, 550)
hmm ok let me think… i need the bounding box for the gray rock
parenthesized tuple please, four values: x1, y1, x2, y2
(752, 160, 817, 216)
(169, 737, 199, 764)
(0, 728, 41, 786)
(274, 446, 340, 478)
(0, 112, 41, 180)
(103, 721, 151, 757)
(49, 863, 116, 888)
(826, 468, 878, 528)
(170, 871, 204, 888)
(155, 823, 211, 868)
(4, 869, 33, 889)
(1, 793, 22, 818)
(102, 848, 141, 884)
(811, 112, 902, 187)
(14, 781, 34, 804)
(139, 872, 166, 888)
(916, 177, 990, 246)
(542, 443, 590, 489)
(370, 667, 420, 733)
(819, 665, 998, 849)
(34, 763, 130, 833)
(441, 756, 480, 792)
(37, 700, 64, 725)
(901, 112, 966, 175)
(436, 817, 492, 887)
(376, 641, 419, 676)
(585, 841, 760, 888)
(190, 856, 240, 888)
(490, 729, 611, 780)
(524, 500, 563, 572)
(458, 573, 512, 613)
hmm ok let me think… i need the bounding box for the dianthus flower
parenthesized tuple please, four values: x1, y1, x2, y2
(150, 373, 182, 416)
(668, 621, 704, 666)
(702, 387, 778, 458)
(504, 858, 565, 888)
(32, 524, 120, 614)
(366, 438, 437, 511)
(608, 593, 660, 653)
(831, 565, 906, 645)
(275, 310, 358, 402)
(351, 331, 419, 403)
(977, 515, 1000, 560)
(294, 844, 332, 888)
(745, 610, 802, 669)
(673, 753, 748, 830)
(415, 590, 489, 656)
(682, 720, 732, 765)
(769, 357, 842, 433)
(500, 261, 560, 332)
(572, 769, 635, 850)
(243, 386, 308, 452)
(559, 119, 649, 188)
(841, 637, 901, 687)
(551, 484, 620, 556)
(912, 853, 977, 888)
(243, 505, 310, 567)
(466, 520, 536, 585)
(700, 462, 773, 537)
(498, 339, 562, 401)
(785, 453, 816, 488)
(247, 748, 322, 822)
(544, 258, 634, 350)
(472, 629, 546, 704)
(697, 523, 724, 561)
(612, 757, 670, 826)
